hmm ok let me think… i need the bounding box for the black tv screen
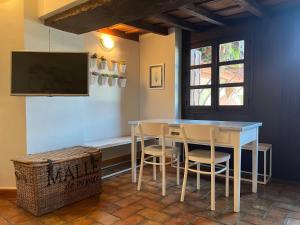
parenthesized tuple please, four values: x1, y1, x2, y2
(11, 52, 89, 96)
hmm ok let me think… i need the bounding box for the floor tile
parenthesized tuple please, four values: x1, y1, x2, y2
(115, 195, 142, 207)
(137, 198, 165, 210)
(89, 210, 120, 225)
(71, 217, 95, 225)
(193, 217, 223, 225)
(0, 217, 10, 225)
(1, 167, 300, 225)
(142, 220, 163, 225)
(113, 214, 144, 225)
(113, 203, 144, 219)
(138, 208, 170, 223)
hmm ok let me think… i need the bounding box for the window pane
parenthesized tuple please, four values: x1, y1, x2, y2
(190, 89, 211, 106)
(219, 40, 244, 62)
(191, 46, 212, 66)
(219, 64, 244, 84)
(190, 67, 211, 86)
(219, 86, 244, 106)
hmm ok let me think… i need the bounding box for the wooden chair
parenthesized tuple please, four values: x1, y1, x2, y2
(180, 124, 231, 211)
(137, 122, 180, 196)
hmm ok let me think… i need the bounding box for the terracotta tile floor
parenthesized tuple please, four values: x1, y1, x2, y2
(1, 165, 300, 225)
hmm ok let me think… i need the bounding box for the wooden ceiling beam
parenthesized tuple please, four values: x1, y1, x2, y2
(98, 28, 139, 42)
(196, 0, 215, 4)
(44, 0, 194, 34)
(109, 24, 134, 30)
(180, 3, 226, 26)
(157, 14, 202, 32)
(232, 0, 263, 17)
(125, 28, 142, 34)
(125, 20, 169, 35)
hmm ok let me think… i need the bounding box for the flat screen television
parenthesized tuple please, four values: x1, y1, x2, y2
(11, 51, 89, 96)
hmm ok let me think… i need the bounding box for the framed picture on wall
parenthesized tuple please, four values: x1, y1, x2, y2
(149, 64, 165, 89)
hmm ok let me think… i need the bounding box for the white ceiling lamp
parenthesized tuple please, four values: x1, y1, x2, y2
(100, 35, 114, 50)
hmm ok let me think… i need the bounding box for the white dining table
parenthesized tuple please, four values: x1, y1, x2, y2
(128, 119, 262, 212)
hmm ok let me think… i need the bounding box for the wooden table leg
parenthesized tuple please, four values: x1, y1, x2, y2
(131, 125, 137, 183)
(252, 129, 259, 193)
(233, 134, 241, 213)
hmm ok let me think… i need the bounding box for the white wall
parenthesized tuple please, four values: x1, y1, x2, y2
(0, 0, 180, 187)
(38, 0, 87, 18)
(24, 0, 140, 154)
(139, 29, 182, 119)
(25, 0, 86, 153)
(83, 32, 140, 142)
(26, 98, 85, 154)
(0, 0, 26, 188)
(25, 29, 86, 153)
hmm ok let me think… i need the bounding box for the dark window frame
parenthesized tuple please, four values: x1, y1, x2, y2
(189, 43, 214, 109)
(185, 36, 250, 113)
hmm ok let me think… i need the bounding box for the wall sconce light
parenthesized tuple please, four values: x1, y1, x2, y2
(100, 35, 114, 50)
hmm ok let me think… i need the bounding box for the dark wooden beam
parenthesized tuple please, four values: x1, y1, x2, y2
(125, 20, 169, 35)
(157, 14, 202, 32)
(196, 0, 215, 4)
(44, 0, 194, 34)
(232, 0, 263, 17)
(180, 3, 226, 26)
(98, 28, 139, 42)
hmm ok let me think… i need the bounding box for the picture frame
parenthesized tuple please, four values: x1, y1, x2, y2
(149, 64, 165, 89)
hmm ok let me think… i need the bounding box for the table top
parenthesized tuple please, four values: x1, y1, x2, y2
(128, 119, 262, 132)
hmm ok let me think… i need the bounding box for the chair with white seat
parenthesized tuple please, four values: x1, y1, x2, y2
(137, 122, 180, 196)
(180, 124, 230, 211)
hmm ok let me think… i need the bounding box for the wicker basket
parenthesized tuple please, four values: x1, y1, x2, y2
(12, 146, 102, 216)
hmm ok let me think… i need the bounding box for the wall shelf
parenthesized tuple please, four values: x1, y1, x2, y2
(90, 55, 127, 88)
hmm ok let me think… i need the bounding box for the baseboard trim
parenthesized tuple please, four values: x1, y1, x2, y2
(0, 187, 16, 190)
(0, 187, 16, 196)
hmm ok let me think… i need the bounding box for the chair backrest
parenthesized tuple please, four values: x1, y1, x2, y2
(138, 122, 169, 151)
(180, 124, 218, 163)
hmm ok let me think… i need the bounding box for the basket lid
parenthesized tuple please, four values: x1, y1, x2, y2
(11, 146, 100, 164)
